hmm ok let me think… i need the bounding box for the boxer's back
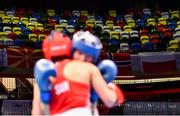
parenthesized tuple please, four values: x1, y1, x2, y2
(50, 59, 94, 115)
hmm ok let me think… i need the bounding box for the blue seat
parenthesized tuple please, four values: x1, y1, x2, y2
(23, 28, 31, 36)
(68, 19, 77, 27)
(14, 39, 25, 46)
(142, 14, 150, 21)
(4, 39, 14, 46)
(69, 15, 78, 21)
(137, 19, 145, 28)
(109, 38, 120, 52)
(32, 12, 41, 21)
(0, 26, 3, 32)
(96, 15, 104, 21)
(17, 22, 26, 30)
(109, 38, 120, 46)
(54, 15, 61, 22)
(35, 40, 42, 49)
(167, 22, 176, 31)
(131, 42, 142, 51)
(143, 42, 154, 51)
(115, 15, 124, 21)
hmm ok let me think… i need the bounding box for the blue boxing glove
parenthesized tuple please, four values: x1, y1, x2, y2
(91, 60, 118, 103)
(97, 60, 117, 83)
(34, 59, 56, 104)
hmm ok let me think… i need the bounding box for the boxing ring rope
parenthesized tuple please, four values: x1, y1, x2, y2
(114, 76, 180, 84)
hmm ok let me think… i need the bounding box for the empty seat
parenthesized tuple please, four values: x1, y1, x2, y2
(14, 39, 25, 47)
(131, 42, 142, 51)
(3, 26, 12, 34)
(13, 27, 22, 35)
(110, 31, 120, 40)
(143, 42, 154, 51)
(120, 43, 130, 51)
(28, 34, 38, 42)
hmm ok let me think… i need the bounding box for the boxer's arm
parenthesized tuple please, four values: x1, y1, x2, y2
(90, 65, 117, 108)
(32, 83, 44, 115)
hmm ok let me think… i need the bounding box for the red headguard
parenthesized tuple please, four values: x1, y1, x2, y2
(42, 31, 72, 60)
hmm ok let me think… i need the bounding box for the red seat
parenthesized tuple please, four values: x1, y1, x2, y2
(111, 52, 133, 76)
(116, 20, 125, 29)
(150, 35, 160, 44)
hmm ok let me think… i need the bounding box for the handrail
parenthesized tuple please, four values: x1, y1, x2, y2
(113, 77, 180, 84)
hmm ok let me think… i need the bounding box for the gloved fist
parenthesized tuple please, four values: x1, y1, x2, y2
(90, 60, 118, 103)
(108, 83, 124, 105)
(97, 60, 118, 83)
(34, 59, 56, 104)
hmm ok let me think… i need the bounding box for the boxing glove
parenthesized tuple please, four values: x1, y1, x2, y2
(34, 59, 56, 104)
(98, 60, 117, 83)
(90, 60, 118, 103)
(108, 83, 125, 105)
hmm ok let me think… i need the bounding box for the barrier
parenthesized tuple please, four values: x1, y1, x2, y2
(1, 100, 32, 115)
(0, 100, 179, 115)
(124, 101, 180, 115)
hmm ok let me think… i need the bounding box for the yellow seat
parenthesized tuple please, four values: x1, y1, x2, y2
(123, 25, 132, 32)
(109, 10, 117, 17)
(168, 40, 179, 51)
(38, 34, 46, 41)
(47, 9, 56, 17)
(35, 23, 44, 31)
(106, 21, 114, 28)
(21, 17, 29, 24)
(140, 35, 150, 44)
(55, 24, 64, 32)
(26, 23, 35, 30)
(0, 10, 5, 18)
(110, 31, 120, 39)
(170, 10, 179, 18)
(0, 32, 8, 38)
(3, 19, 11, 24)
(13, 27, 22, 35)
(80, 10, 88, 16)
(86, 20, 95, 28)
(177, 21, 180, 28)
(147, 18, 156, 26)
(113, 26, 121, 32)
(158, 18, 167, 25)
(3, 26, 12, 34)
(28, 34, 38, 42)
(66, 25, 75, 33)
(127, 19, 136, 28)
(11, 16, 20, 24)
(2, 16, 11, 24)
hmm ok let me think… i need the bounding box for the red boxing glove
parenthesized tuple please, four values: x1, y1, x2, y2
(108, 83, 125, 105)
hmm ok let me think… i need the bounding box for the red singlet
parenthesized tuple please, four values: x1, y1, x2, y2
(50, 60, 91, 115)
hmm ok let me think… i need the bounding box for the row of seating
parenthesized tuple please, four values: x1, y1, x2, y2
(0, 7, 180, 52)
